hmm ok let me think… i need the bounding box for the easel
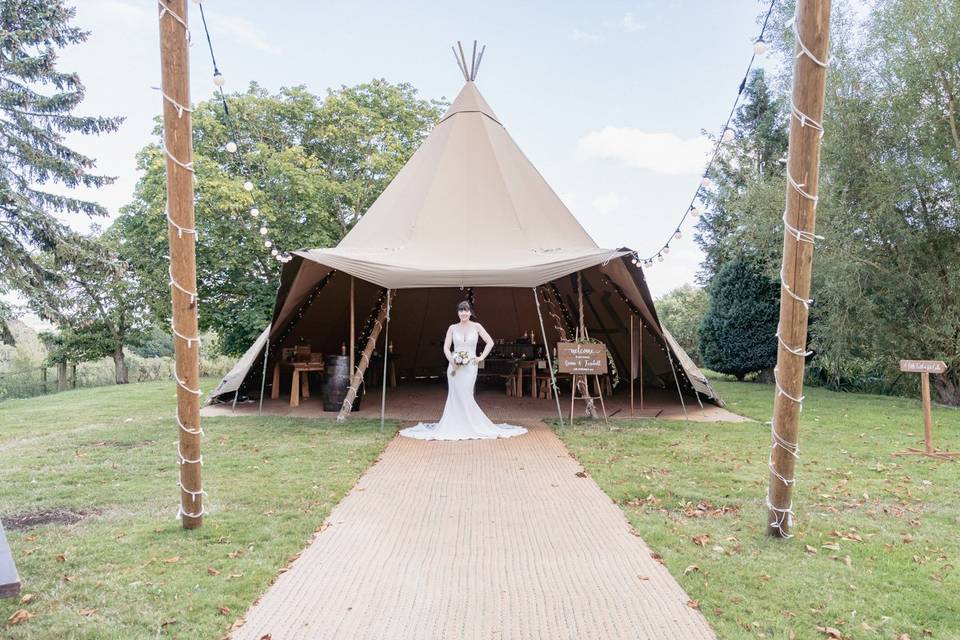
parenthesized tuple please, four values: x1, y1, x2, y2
(568, 328, 608, 425)
(893, 359, 959, 461)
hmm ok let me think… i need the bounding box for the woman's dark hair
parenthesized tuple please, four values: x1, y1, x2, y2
(456, 300, 478, 321)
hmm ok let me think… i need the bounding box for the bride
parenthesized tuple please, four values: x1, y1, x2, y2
(398, 301, 528, 441)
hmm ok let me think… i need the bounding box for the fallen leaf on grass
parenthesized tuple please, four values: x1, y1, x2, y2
(843, 555, 852, 567)
(692, 534, 710, 547)
(575, 471, 587, 478)
(897, 635, 911, 640)
(822, 542, 841, 551)
(687, 599, 700, 610)
(805, 545, 818, 554)
(55, 554, 66, 562)
(759, 575, 771, 582)
(160, 619, 177, 628)
(163, 556, 181, 564)
(19, 594, 33, 604)
(816, 626, 844, 639)
(7, 609, 34, 625)
(207, 567, 220, 576)
(218, 606, 231, 615)
(228, 550, 243, 559)
(684, 564, 700, 575)
(79, 609, 97, 617)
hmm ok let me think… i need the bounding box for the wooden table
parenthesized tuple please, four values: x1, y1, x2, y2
(0, 521, 20, 598)
(516, 360, 550, 399)
(272, 361, 325, 407)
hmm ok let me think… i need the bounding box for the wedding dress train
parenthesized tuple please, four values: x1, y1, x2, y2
(398, 325, 528, 441)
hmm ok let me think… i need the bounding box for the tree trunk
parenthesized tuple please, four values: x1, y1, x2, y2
(735, 372, 746, 381)
(113, 346, 129, 385)
(931, 371, 960, 407)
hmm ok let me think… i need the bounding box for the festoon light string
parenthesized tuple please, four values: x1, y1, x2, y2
(157, 0, 208, 521)
(195, 0, 292, 264)
(765, 2, 831, 538)
(629, 0, 777, 270)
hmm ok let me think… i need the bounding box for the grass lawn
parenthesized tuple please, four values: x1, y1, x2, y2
(555, 377, 960, 640)
(0, 379, 395, 639)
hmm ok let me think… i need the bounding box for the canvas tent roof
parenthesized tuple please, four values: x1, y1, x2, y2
(297, 82, 627, 288)
(208, 78, 721, 407)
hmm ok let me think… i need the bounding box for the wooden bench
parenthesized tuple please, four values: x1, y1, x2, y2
(0, 520, 21, 598)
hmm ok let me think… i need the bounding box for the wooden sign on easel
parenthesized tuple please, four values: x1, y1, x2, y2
(893, 359, 958, 461)
(557, 334, 608, 424)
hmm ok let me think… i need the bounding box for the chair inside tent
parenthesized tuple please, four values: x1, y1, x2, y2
(207, 45, 722, 417)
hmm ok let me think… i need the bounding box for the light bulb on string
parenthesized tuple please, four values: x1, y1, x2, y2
(662, 245, 670, 255)
(264, 240, 272, 248)
(243, 181, 254, 192)
(213, 72, 225, 87)
(674, 230, 682, 240)
(754, 39, 768, 55)
(225, 141, 237, 153)
(631, 257, 638, 265)
(722, 129, 735, 143)
(657, 253, 664, 262)
(250, 207, 259, 218)
(701, 176, 713, 189)
(259, 226, 268, 236)
(689, 205, 701, 218)
(271, 248, 279, 256)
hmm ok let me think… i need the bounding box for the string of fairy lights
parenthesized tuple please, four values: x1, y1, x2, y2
(630, 0, 777, 269)
(194, 0, 292, 264)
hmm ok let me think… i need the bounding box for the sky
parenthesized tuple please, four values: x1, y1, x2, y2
(11, 0, 781, 327)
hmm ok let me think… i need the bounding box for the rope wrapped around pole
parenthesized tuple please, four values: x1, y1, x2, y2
(337, 293, 391, 422)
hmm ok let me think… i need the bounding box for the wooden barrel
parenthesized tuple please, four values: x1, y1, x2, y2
(322, 355, 360, 412)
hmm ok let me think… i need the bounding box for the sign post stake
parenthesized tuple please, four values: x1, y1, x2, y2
(893, 360, 958, 461)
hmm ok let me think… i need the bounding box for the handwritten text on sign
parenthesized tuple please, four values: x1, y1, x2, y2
(899, 360, 947, 374)
(557, 342, 608, 374)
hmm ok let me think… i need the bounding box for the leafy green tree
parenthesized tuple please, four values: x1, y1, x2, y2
(0, 0, 121, 341)
(695, 69, 789, 283)
(655, 285, 709, 365)
(30, 233, 150, 383)
(699, 257, 780, 380)
(116, 80, 444, 355)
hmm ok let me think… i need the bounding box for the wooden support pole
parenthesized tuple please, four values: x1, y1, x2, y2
(630, 314, 634, 416)
(380, 289, 391, 433)
(337, 293, 390, 422)
(766, 0, 831, 538)
(159, 0, 203, 529)
(350, 276, 355, 378)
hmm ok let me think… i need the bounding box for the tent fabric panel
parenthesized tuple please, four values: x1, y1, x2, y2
(293, 248, 628, 289)
(207, 326, 269, 401)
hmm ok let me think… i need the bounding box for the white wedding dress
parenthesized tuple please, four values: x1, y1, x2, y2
(398, 324, 528, 441)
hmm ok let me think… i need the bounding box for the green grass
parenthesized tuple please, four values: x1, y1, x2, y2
(0, 379, 394, 639)
(554, 377, 960, 640)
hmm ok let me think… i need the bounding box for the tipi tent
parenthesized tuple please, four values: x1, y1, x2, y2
(208, 51, 721, 411)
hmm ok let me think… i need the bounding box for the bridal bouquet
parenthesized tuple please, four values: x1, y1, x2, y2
(450, 350, 471, 376)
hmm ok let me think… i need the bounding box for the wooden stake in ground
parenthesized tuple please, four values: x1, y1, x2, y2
(337, 292, 390, 422)
(158, 0, 204, 528)
(893, 360, 959, 461)
(766, 0, 831, 538)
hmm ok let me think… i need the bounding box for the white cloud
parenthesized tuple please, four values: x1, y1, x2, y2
(591, 192, 625, 214)
(207, 11, 284, 56)
(570, 29, 602, 43)
(576, 126, 712, 175)
(622, 12, 647, 33)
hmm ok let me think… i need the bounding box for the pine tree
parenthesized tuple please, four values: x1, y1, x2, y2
(0, 0, 122, 339)
(699, 257, 780, 380)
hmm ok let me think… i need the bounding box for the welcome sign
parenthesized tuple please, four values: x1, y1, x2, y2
(557, 342, 608, 374)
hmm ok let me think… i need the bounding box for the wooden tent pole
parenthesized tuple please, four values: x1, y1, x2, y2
(766, 0, 831, 538)
(159, 0, 203, 529)
(639, 319, 644, 411)
(630, 314, 634, 416)
(664, 339, 688, 420)
(575, 272, 598, 420)
(380, 290, 391, 433)
(350, 276, 355, 376)
(533, 287, 564, 429)
(337, 293, 390, 422)
(258, 334, 269, 415)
